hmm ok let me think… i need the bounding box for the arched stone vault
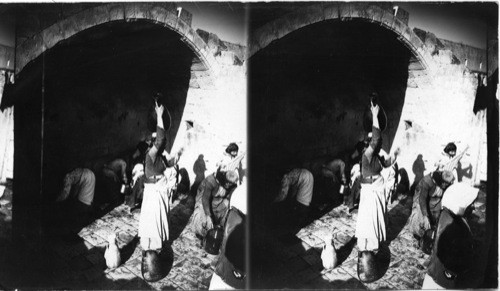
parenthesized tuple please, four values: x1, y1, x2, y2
(249, 2, 436, 75)
(15, 3, 219, 87)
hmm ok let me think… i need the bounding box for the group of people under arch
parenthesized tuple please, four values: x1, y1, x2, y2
(50, 96, 247, 288)
(270, 97, 480, 289)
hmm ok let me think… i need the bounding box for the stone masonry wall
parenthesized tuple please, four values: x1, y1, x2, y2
(393, 53, 486, 185)
(9, 3, 247, 190)
(172, 58, 247, 184)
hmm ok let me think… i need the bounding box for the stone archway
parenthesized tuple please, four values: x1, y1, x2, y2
(15, 3, 219, 80)
(249, 2, 435, 73)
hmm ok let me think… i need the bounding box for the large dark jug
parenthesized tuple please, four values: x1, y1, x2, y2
(362, 94, 388, 132)
(147, 95, 172, 132)
(421, 228, 435, 255)
(141, 250, 164, 282)
(204, 225, 224, 255)
(357, 251, 378, 283)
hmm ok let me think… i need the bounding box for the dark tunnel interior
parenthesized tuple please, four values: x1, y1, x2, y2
(249, 19, 413, 206)
(10, 21, 197, 203)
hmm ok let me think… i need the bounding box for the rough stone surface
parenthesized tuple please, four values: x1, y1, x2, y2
(13, 3, 219, 75)
(254, 188, 488, 289)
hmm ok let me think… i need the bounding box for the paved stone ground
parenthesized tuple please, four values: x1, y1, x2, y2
(45, 194, 217, 290)
(0, 182, 489, 289)
(252, 189, 488, 289)
(0, 192, 218, 290)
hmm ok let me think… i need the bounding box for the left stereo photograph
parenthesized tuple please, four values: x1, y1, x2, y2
(0, 2, 248, 290)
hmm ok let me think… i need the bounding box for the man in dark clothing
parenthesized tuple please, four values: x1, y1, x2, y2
(408, 170, 454, 240)
(191, 169, 238, 239)
(422, 183, 478, 289)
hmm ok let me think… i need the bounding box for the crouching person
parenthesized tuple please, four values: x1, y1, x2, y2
(54, 167, 96, 230)
(191, 169, 238, 241)
(422, 183, 479, 289)
(101, 158, 128, 207)
(273, 168, 314, 227)
(209, 182, 247, 290)
(408, 170, 454, 252)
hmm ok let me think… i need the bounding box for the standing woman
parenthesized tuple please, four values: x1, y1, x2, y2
(356, 101, 399, 283)
(139, 100, 171, 282)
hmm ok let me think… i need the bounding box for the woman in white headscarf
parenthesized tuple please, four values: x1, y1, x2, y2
(421, 182, 479, 289)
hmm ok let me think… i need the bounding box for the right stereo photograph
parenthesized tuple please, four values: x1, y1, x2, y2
(248, 2, 498, 290)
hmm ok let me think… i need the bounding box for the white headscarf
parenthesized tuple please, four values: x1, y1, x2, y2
(230, 182, 247, 215)
(441, 182, 479, 216)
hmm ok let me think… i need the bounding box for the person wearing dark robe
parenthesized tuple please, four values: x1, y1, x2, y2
(408, 170, 454, 242)
(191, 169, 238, 239)
(422, 183, 479, 289)
(209, 182, 247, 290)
(101, 158, 128, 206)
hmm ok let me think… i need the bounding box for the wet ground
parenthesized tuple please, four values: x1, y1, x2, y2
(0, 182, 490, 289)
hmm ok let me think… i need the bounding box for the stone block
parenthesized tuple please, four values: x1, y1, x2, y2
(83, 232, 106, 246)
(395, 6, 410, 25)
(179, 7, 193, 27)
(322, 266, 355, 282)
(79, 7, 101, 31)
(20, 34, 43, 66)
(90, 4, 111, 26)
(123, 2, 138, 19)
(176, 19, 190, 38)
(410, 33, 425, 52)
(108, 3, 125, 21)
(303, 4, 326, 25)
(162, 11, 178, 30)
(254, 25, 277, 52)
(193, 34, 208, 55)
(107, 266, 137, 281)
(379, 10, 395, 29)
(158, 2, 177, 14)
(287, 9, 314, 30)
(400, 26, 413, 44)
(272, 16, 295, 42)
(338, 3, 352, 19)
(392, 18, 406, 36)
(323, 3, 339, 20)
(183, 27, 195, 44)
(149, 4, 167, 23)
(57, 17, 79, 41)
(249, 37, 261, 57)
(369, 4, 387, 21)
(40, 23, 64, 51)
(350, 2, 370, 19)
(191, 57, 207, 72)
(134, 3, 154, 20)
